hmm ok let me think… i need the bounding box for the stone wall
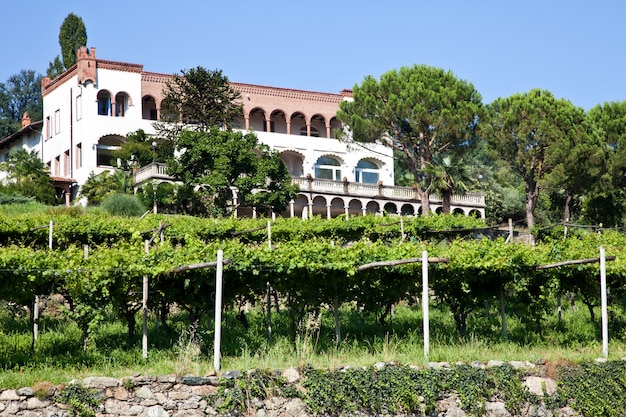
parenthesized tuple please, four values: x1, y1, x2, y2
(0, 362, 583, 417)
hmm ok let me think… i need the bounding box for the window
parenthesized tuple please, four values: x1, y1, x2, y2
(115, 92, 129, 117)
(97, 136, 124, 167)
(97, 91, 111, 116)
(75, 143, 82, 169)
(63, 150, 70, 176)
(314, 156, 342, 181)
(355, 160, 380, 184)
(142, 96, 157, 120)
(45, 116, 51, 139)
(54, 155, 60, 176)
(76, 94, 82, 120)
(54, 110, 61, 134)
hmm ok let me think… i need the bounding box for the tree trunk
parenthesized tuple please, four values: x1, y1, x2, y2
(126, 311, 136, 341)
(442, 189, 452, 214)
(563, 193, 572, 224)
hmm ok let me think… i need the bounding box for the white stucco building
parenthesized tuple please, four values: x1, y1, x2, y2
(1, 47, 485, 218)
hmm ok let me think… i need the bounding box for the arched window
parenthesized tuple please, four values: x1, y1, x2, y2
(115, 92, 129, 117)
(97, 91, 111, 116)
(355, 160, 380, 184)
(97, 135, 124, 167)
(142, 96, 157, 120)
(315, 156, 342, 181)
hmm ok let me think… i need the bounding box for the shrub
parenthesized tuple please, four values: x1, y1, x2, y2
(101, 193, 146, 217)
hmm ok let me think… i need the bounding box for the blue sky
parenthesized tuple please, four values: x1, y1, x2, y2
(1, 1, 624, 110)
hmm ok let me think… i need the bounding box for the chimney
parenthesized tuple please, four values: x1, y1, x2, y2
(21, 112, 31, 128)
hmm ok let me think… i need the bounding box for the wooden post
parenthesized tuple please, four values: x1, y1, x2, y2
(600, 246, 608, 358)
(422, 250, 429, 359)
(267, 282, 272, 342)
(214, 250, 224, 372)
(143, 240, 149, 359)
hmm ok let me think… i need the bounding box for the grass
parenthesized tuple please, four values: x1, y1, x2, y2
(0, 299, 624, 388)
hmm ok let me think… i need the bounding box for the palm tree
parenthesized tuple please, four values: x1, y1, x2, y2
(1, 149, 55, 204)
(423, 153, 470, 214)
(80, 170, 133, 206)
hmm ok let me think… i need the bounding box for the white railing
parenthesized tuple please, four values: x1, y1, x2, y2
(133, 163, 172, 184)
(135, 165, 485, 207)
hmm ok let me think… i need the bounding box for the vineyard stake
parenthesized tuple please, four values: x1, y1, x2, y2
(422, 250, 429, 359)
(143, 240, 149, 359)
(214, 250, 224, 372)
(600, 246, 608, 358)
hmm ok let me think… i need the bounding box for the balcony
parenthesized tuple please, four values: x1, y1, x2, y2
(133, 163, 485, 218)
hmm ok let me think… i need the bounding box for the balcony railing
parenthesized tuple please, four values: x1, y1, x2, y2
(134, 163, 485, 208)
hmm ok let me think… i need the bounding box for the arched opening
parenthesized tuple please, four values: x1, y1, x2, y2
(160, 98, 178, 122)
(311, 195, 328, 217)
(469, 209, 482, 219)
(97, 90, 112, 116)
(330, 197, 345, 218)
(314, 156, 342, 181)
(97, 135, 124, 167)
(401, 204, 415, 216)
(355, 159, 380, 184)
(293, 195, 309, 218)
(329, 117, 342, 139)
(365, 201, 380, 215)
(311, 115, 326, 138)
(453, 208, 465, 216)
(115, 92, 130, 117)
(248, 108, 266, 132)
(270, 110, 287, 134)
(290, 112, 306, 136)
(384, 202, 397, 215)
(348, 199, 363, 217)
(280, 151, 304, 177)
(142, 96, 157, 120)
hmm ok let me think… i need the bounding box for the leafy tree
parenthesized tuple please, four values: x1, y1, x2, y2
(167, 128, 298, 216)
(0, 70, 43, 137)
(337, 65, 483, 215)
(423, 153, 471, 214)
(46, 56, 65, 80)
(0, 149, 55, 204)
(159, 66, 243, 136)
(584, 101, 626, 226)
(486, 89, 591, 229)
(541, 107, 606, 224)
(79, 170, 133, 206)
(112, 129, 173, 170)
(59, 13, 87, 68)
(46, 13, 87, 79)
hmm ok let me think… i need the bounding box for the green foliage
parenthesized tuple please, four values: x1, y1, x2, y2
(80, 170, 133, 206)
(160, 66, 243, 134)
(486, 90, 597, 228)
(302, 364, 533, 415)
(101, 193, 146, 217)
(209, 370, 299, 413)
(58, 13, 87, 69)
(167, 128, 297, 216)
(557, 361, 626, 417)
(0, 148, 55, 204)
(57, 383, 99, 417)
(338, 64, 483, 214)
(0, 69, 43, 136)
